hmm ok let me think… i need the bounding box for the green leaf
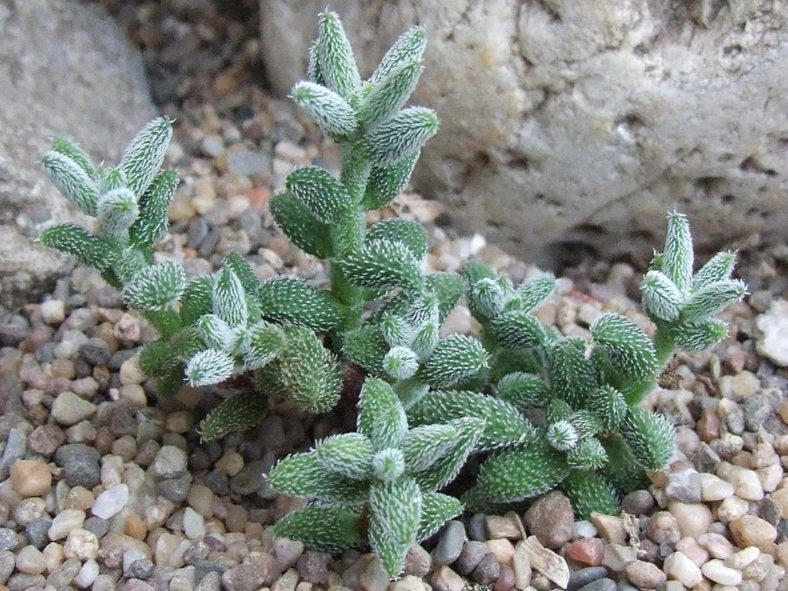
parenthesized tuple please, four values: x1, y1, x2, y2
(410, 323, 438, 362)
(587, 385, 627, 432)
(380, 314, 412, 348)
(693, 250, 737, 288)
(128, 169, 179, 248)
(602, 437, 650, 494)
(562, 470, 619, 519)
(672, 319, 728, 351)
(180, 276, 213, 325)
(372, 448, 406, 482)
(490, 311, 553, 350)
(155, 364, 186, 398)
(315, 433, 374, 480)
(590, 313, 658, 382)
(212, 267, 248, 326)
(258, 277, 343, 332)
(274, 505, 362, 553)
(546, 420, 578, 451)
(50, 137, 95, 176)
(222, 253, 260, 294)
(416, 492, 462, 542)
(357, 60, 423, 128)
(316, 11, 361, 99)
(357, 378, 407, 450)
(269, 452, 368, 504)
(243, 321, 285, 370)
(470, 278, 507, 318)
(426, 272, 464, 324)
(359, 107, 439, 167)
(463, 439, 570, 508)
(369, 478, 422, 579)
(662, 212, 694, 292)
(168, 326, 205, 359)
(640, 269, 683, 322)
(680, 279, 747, 323)
(278, 326, 343, 413)
(137, 339, 176, 376)
(198, 391, 268, 441)
(307, 39, 324, 84)
(291, 81, 358, 141)
(185, 348, 234, 386)
(508, 274, 556, 313)
(97, 187, 139, 235)
(547, 338, 599, 408)
(369, 26, 426, 84)
(408, 391, 530, 451)
(195, 313, 233, 350)
(40, 224, 119, 270)
(383, 346, 420, 380)
(496, 372, 550, 410)
(401, 424, 457, 472)
(566, 438, 608, 471)
(339, 239, 423, 291)
(270, 191, 334, 258)
(286, 166, 352, 224)
(123, 260, 185, 312)
(620, 408, 676, 470)
(342, 323, 389, 374)
(118, 117, 172, 197)
(361, 151, 419, 210)
(422, 335, 488, 388)
(42, 150, 99, 215)
(412, 417, 484, 491)
(366, 218, 428, 260)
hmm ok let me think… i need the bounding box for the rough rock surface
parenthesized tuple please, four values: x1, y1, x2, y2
(0, 0, 154, 308)
(260, 0, 788, 267)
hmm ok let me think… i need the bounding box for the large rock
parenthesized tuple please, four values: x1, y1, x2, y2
(260, 1, 788, 267)
(0, 0, 155, 308)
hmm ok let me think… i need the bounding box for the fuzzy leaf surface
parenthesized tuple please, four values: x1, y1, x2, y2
(562, 470, 619, 519)
(416, 492, 462, 542)
(275, 505, 362, 552)
(620, 408, 676, 470)
(118, 117, 172, 197)
(278, 326, 342, 413)
(360, 107, 439, 167)
(291, 81, 358, 140)
(422, 335, 488, 388)
(548, 338, 599, 409)
(269, 452, 368, 504)
(286, 166, 352, 224)
(316, 11, 360, 98)
(258, 277, 343, 332)
(357, 378, 407, 450)
(40, 224, 119, 270)
(590, 313, 658, 382)
(339, 239, 422, 291)
(662, 212, 694, 291)
(42, 151, 99, 215)
(369, 478, 422, 579)
(369, 26, 426, 84)
(361, 151, 419, 210)
(412, 417, 484, 491)
(199, 391, 268, 441)
(366, 218, 428, 260)
(123, 260, 185, 312)
(129, 169, 178, 247)
(315, 433, 374, 480)
(270, 191, 334, 258)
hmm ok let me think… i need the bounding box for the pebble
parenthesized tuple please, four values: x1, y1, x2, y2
(15, 545, 46, 574)
(25, 518, 51, 549)
(729, 515, 777, 551)
(10, 459, 51, 497)
(674, 537, 708, 566)
(73, 558, 99, 588)
(183, 507, 206, 539)
(221, 552, 277, 591)
(40, 300, 66, 325)
(577, 578, 616, 591)
(647, 511, 680, 545)
(601, 544, 637, 572)
(455, 541, 488, 575)
(755, 299, 788, 366)
(524, 491, 574, 548)
(92, 484, 129, 519)
(127, 557, 155, 579)
(566, 566, 608, 591)
(698, 532, 735, 559)
(431, 565, 465, 591)
(187, 484, 215, 518)
(159, 476, 192, 502)
(487, 538, 515, 564)
(0, 549, 15, 581)
(485, 514, 523, 540)
(665, 465, 702, 503)
(0, 428, 26, 480)
(664, 551, 703, 587)
(512, 541, 532, 589)
(520, 536, 569, 589)
(566, 538, 604, 566)
(51, 391, 96, 426)
(590, 514, 626, 545)
(620, 490, 654, 515)
(699, 473, 735, 501)
(274, 537, 304, 571)
(27, 424, 66, 457)
(63, 528, 99, 560)
(433, 520, 465, 565)
(625, 559, 666, 588)
(471, 552, 500, 584)
(48, 509, 86, 541)
(150, 445, 189, 478)
(55, 443, 101, 488)
(716, 495, 749, 522)
(701, 559, 742, 585)
(726, 467, 764, 500)
(403, 543, 431, 578)
(668, 502, 712, 539)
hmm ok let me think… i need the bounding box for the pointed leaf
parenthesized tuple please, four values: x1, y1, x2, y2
(369, 26, 426, 84)
(357, 60, 423, 128)
(496, 372, 549, 411)
(641, 269, 683, 322)
(199, 391, 268, 441)
(620, 408, 676, 470)
(369, 478, 422, 579)
(269, 451, 368, 504)
(416, 493, 462, 542)
(680, 279, 747, 322)
(562, 470, 619, 519)
(278, 326, 343, 413)
(50, 137, 95, 176)
(422, 334, 488, 388)
(195, 314, 233, 350)
(270, 191, 334, 258)
(401, 424, 457, 472)
(339, 239, 423, 291)
(590, 313, 658, 382)
(361, 151, 419, 210)
(342, 323, 389, 374)
(180, 276, 213, 325)
(257, 277, 343, 332)
(243, 321, 285, 370)
(509, 274, 556, 313)
(97, 187, 138, 235)
(42, 150, 99, 215)
(672, 318, 728, 351)
(360, 107, 439, 167)
(129, 169, 178, 247)
(426, 272, 464, 323)
(693, 250, 737, 288)
(118, 117, 172, 197)
(357, 378, 407, 450)
(316, 11, 361, 98)
(412, 417, 484, 491)
(291, 81, 358, 140)
(366, 218, 428, 260)
(315, 433, 374, 480)
(274, 505, 362, 552)
(587, 385, 627, 432)
(490, 310, 553, 350)
(185, 348, 234, 386)
(548, 338, 599, 408)
(40, 224, 119, 270)
(123, 260, 185, 312)
(286, 166, 352, 224)
(663, 212, 694, 291)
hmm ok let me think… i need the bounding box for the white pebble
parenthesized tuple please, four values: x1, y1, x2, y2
(572, 520, 598, 539)
(664, 551, 703, 587)
(701, 559, 743, 585)
(726, 468, 764, 501)
(74, 558, 99, 588)
(64, 528, 99, 561)
(48, 509, 86, 541)
(123, 548, 149, 573)
(92, 484, 129, 519)
(699, 473, 734, 501)
(16, 545, 46, 574)
(40, 300, 66, 324)
(183, 507, 206, 540)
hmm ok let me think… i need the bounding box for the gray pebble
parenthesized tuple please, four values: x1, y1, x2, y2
(205, 469, 230, 496)
(7, 573, 46, 591)
(759, 498, 782, 526)
(567, 566, 609, 591)
(230, 461, 265, 496)
(744, 390, 779, 432)
(467, 513, 487, 541)
(0, 550, 15, 585)
(0, 314, 29, 346)
(28, 424, 66, 457)
(84, 516, 110, 539)
(578, 578, 617, 591)
(0, 528, 20, 552)
(128, 558, 155, 580)
(47, 557, 81, 588)
(120, 578, 156, 591)
(188, 218, 209, 249)
(108, 348, 137, 371)
(54, 443, 101, 488)
(226, 149, 272, 177)
(198, 227, 221, 257)
(297, 550, 330, 584)
(455, 540, 489, 575)
(195, 570, 221, 591)
(26, 518, 52, 549)
(471, 552, 500, 584)
(193, 559, 229, 583)
(159, 476, 191, 502)
(189, 448, 212, 471)
(35, 342, 56, 362)
(79, 339, 112, 366)
(0, 428, 26, 480)
(433, 520, 466, 565)
(239, 211, 264, 246)
(621, 490, 655, 515)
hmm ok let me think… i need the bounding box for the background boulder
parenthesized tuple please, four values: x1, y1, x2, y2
(260, 0, 787, 267)
(0, 0, 154, 309)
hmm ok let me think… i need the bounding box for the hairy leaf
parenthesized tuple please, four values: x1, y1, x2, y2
(361, 151, 419, 210)
(123, 260, 185, 312)
(129, 169, 179, 247)
(185, 348, 234, 387)
(366, 218, 428, 260)
(274, 505, 362, 552)
(269, 452, 368, 504)
(316, 11, 360, 98)
(641, 269, 683, 322)
(422, 335, 488, 388)
(562, 470, 619, 519)
(693, 250, 737, 288)
(42, 150, 99, 215)
(369, 478, 421, 579)
(316, 433, 374, 480)
(662, 212, 694, 291)
(291, 81, 358, 140)
(416, 492, 462, 542)
(286, 166, 352, 224)
(359, 107, 439, 167)
(590, 313, 658, 382)
(118, 117, 172, 197)
(357, 60, 423, 128)
(278, 326, 342, 413)
(270, 191, 334, 258)
(199, 391, 268, 441)
(40, 224, 119, 270)
(620, 408, 676, 470)
(258, 277, 343, 332)
(339, 239, 423, 291)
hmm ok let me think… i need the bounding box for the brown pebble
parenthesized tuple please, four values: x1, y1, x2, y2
(11, 460, 52, 497)
(125, 513, 147, 540)
(494, 564, 515, 591)
(729, 515, 777, 551)
(566, 538, 604, 566)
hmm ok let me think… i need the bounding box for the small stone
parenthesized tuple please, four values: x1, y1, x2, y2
(620, 490, 654, 515)
(668, 502, 712, 539)
(433, 520, 466, 565)
(647, 511, 681, 545)
(485, 514, 523, 540)
(10, 459, 51, 497)
(403, 543, 431, 578)
(697, 532, 735, 559)
(73, 558, 99, 588)
(487, 538, 515, 564)
(471, 552, 500, 584)
(701, 559, 742, 586)
(221, 552, 276, 591)
(92, 484, 129, 519)
(495, 564, 516, 591)
(118, 384, 146, 406)
(170, 566, 196, 591)
(431, 565, 465, 591)
(15, 545, 46, 574)
(216, 451, 244, 477)
(591, 513, 627, 545)
(48, 509, 86, 541)
(187, 484, 214, 518)
(674, 537, 708, 566)
(274, 537, 304, 571)
(665, 465, 702, 503)
(727, 468, 764, 501)
(726, 546, 760, 570)
(159, 476, 191, 502)
(0, 528, 20, 552)
(119, 355, 146, 385)
(40, 300, 66, 325)
(27, 424, 65, 457)
(183, 507, 206, 540)
(664, 551, 703, 587)
(577, 578, 616, 591)
(625, 559, 666, 588)
(755, 299, 788, 366)
(150, 445, 188, 478)
(51, 391, 96, 426)
(524, 491, 574, 548)
(455, 541, 488, 575)
(601, 544, 637, 572)
(729, 515, 777, 551)
(512, 541, 532, 589)
(125, 513, 147, 540)
(699, 473, 735, 501)
(25, 518, 51, 549)
(566, 566, 608, 591)
(0, 549, 15, 581)
(566, 538, 604, 566)
(716, 495, 749, 522)
(127, 558, 155, 579)
(520, 536, 569, 589)
(64, 528, 99, 560)
(83, 516, 109, 539)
